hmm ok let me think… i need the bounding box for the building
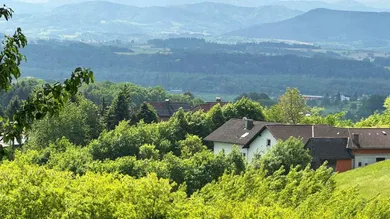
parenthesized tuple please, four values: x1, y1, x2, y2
(204, 118, 277, 161)
(205, 118, 390, 172)
(191, 97, 229, 113)
(148, 99, 191, 121)
(306, 138, 354, 172)
(302, 95, 323, 101)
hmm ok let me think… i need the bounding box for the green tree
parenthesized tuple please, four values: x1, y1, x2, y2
(322, 93, 331, 106)
(207, 103, 225, 130)
(104, 86, 131, 130)
(136, 103, 159, 124)
(0, 6, 93, 145)
(276, 88, 308, 124)
(28, 96, 102, 147)
(139, 144, 160, 160)
(5, 95, 22, 120)
(260, 137, 312, 175)
(222, 97, 265, 121)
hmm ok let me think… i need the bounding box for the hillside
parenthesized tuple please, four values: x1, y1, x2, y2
(229, 8, 390, 48)
(335, 160, 390, 199)
(0, 1, 301, 40)
(275, 0, 382, 12)
(18, 40, 390, 95)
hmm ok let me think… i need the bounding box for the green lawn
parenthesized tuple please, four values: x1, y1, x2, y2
(335, 160, 390, 199)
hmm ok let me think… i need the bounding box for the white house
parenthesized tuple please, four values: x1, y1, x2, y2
(204, 118, 277, 162)
(205, 119, 390, 172)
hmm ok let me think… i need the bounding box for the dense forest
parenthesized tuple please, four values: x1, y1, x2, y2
(19, 38, 390, 95)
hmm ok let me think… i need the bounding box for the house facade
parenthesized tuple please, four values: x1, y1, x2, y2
(205, 119, 390, 172)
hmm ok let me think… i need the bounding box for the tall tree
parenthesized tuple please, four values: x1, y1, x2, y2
(136, 103, 159, 124)
(276, 88, 308, 124)
(104, 86, 131, 130)
(207, 103, 225, 130)
(222, 97, 265, 121)
(5, 95, 22, 120)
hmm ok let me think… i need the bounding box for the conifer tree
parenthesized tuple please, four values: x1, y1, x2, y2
(136, 103, 159, 124)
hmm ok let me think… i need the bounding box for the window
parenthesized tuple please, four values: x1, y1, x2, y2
(267, 139, 271, 147)
(242, 153, 246, 157)
(358, 162, 362, 167)
(376, 158, 386, 162)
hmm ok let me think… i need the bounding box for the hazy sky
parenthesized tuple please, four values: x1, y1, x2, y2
(12, 0, 390, 9)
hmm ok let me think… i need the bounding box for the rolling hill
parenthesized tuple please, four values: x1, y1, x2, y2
(335, 160, 390, 199)
(0, 1, 302, 40)
(228, 8, 390, 47)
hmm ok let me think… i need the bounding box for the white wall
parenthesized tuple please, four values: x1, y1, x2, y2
(213, 128, 278, 162)
(354, 154, 390, 168)
(213, 142, 248, 160)
(247, 128, 277, 162)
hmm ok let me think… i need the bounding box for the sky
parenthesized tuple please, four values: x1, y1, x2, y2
(11, 0, 390, 9)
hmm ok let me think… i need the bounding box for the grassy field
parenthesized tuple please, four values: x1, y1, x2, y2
(335, 160, 390, 199)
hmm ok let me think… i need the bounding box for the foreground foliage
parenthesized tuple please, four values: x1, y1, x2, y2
(0, 159, 389, 219)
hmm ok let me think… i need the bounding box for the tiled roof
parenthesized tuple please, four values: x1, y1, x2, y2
(204, 118, 276, 146)
(148, 101, 191, 118)
(266, 125, 313, 144)
(348, 128, 390, 149)
(206, 119, 390, 150)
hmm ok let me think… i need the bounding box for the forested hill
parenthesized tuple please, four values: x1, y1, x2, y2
(20, 40, 390, 95)
(229, 8, 390, 47)
(0, 1, 301, 39)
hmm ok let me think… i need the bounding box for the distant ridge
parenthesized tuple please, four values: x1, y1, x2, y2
(228, 8, 390, 46)
(0, 1, 302, 40)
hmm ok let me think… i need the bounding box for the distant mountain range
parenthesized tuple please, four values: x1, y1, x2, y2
(4, 0, 389, 11)
(274, 0, 383, 12)
(0, 1, 302, 40)
(228, 8, 390, 47)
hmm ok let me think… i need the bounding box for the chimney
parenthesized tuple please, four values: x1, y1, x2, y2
(245, 119, 254, 130)
(216, 97, 221, 103)
(353, 133, 360, 147)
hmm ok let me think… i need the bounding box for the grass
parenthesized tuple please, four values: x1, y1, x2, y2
(335, 160, 390, 199)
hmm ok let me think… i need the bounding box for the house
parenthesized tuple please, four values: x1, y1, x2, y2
(191, 97, 229, 113)
(205, 118, 390, 172)
(148, 99, 191, 121)
(341, 94, 351, 101)
(347, 128, 390, 168)
(204, 118, 277, 161)
(302, 95, 323, 101)
(0, 135, 27, 148)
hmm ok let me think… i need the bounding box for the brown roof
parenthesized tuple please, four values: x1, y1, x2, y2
(206, 119, 390, 150)
(148, 101, 191, 118)
(204, 119, 276, 146)
(266, 125, 313, 143)
(191, 102, 229, 113)
(267, 125, 390, 149)
(348, 128, 390, 149)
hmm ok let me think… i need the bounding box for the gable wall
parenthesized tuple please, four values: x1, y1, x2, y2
(247, 128, 277, 162)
